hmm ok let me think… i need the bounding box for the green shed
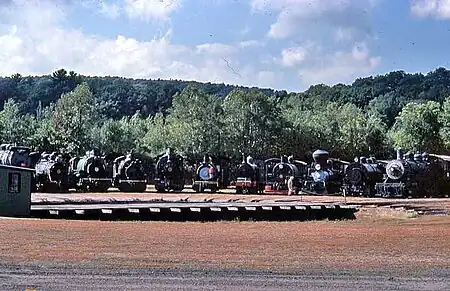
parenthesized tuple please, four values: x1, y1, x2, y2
(0, 165, 34, 217)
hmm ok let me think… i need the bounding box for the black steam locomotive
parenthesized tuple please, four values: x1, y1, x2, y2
(263, 155, 305, 195)
(35, 152, 69, 192)
(375, 150, 448, 198)
(154, 148, 185, 192)
(303, 150, 345, 195)
(234, 155, 264, 194)
(69, 149, 111, 192)
(0, 144, 37, 168)
(112, 154, 147, 192)
(192, 155, 220, 193)
(342, 156, 386, 197)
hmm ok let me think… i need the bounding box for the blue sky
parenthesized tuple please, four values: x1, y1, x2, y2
(0, 0, 449, 92)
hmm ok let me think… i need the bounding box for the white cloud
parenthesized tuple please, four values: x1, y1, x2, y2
(250, 0, 375, 40)
(297, 42, 381, 86)
(196, 43, 237, 55)
(411, 0, 450, 19)
(81, 0, 181, 21)
(238, 40, 264, 49)
(280, 46, 307, 67)
(124, 0, 181, 21)
(0, 0, 383, 93)
(0, 1, 284, 90)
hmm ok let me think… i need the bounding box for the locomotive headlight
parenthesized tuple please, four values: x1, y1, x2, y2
(56, 169, 61, 174)
(279, 164, 283, 169)
(315, 164, 321, 171)
(168, 167, 173, 172)
(94, 167, 99, 172)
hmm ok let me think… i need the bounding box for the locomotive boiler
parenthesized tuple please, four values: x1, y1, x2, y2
(154, 148, 185, 192)
(303, 149, 344, 195)
(192, 155, 220, 193)
(112, 154, 147, 192)
(34, 152, 69, 192)
(342, 156, 386, 197)
(69, 149, 111, 192)
(264, 155, 305, 195)
(234, 155, 264, 194)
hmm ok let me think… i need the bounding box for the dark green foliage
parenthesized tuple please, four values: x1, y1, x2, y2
(2, 67, 450, 160)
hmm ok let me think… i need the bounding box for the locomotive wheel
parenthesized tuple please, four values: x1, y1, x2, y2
(235, 187, 243, 194)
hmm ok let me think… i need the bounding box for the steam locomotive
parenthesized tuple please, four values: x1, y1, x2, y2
(303, 150, 345, 195)
(263, 155, 306, 195)
(154, 148, 185, 192)
(112, 154, 147, 192)
(234, 155, 264, 194)
(375, 150, 449, 198)
(35, 152, 69, 192)
(342, 156, 386, 197)
(0, 144, 38, 168)
(192, 155, 220, 193)
(69, 149, 111, 192)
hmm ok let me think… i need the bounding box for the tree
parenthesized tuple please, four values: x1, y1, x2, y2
(389, 101, 442, 153)
(0, 99, 33, 145)
(222, 89, 282, 159)
(165, 85, 222, 158)
(50, 82, 99, 154)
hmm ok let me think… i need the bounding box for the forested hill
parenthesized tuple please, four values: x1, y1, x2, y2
(0, 69, 282, 119)
(2, 67, 450, 124)
(1, 67, 450, 161)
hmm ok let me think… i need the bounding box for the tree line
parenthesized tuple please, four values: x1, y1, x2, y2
(1, 68, 450, 162)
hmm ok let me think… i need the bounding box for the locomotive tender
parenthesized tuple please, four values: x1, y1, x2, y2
(154, 148, 185, 192)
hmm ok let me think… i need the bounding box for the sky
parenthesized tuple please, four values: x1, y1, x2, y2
(0, 0, 450, 92)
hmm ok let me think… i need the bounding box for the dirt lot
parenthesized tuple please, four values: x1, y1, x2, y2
(2, 196, 450, 289)
(1, 208, 449, 272)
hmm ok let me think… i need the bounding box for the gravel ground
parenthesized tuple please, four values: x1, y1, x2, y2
(1, 264, 450, 291)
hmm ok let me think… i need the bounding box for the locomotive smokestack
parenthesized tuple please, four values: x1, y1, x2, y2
(396, 148, 403, 160)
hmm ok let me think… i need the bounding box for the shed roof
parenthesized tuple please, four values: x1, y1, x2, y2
(0, 164, 35, 172)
